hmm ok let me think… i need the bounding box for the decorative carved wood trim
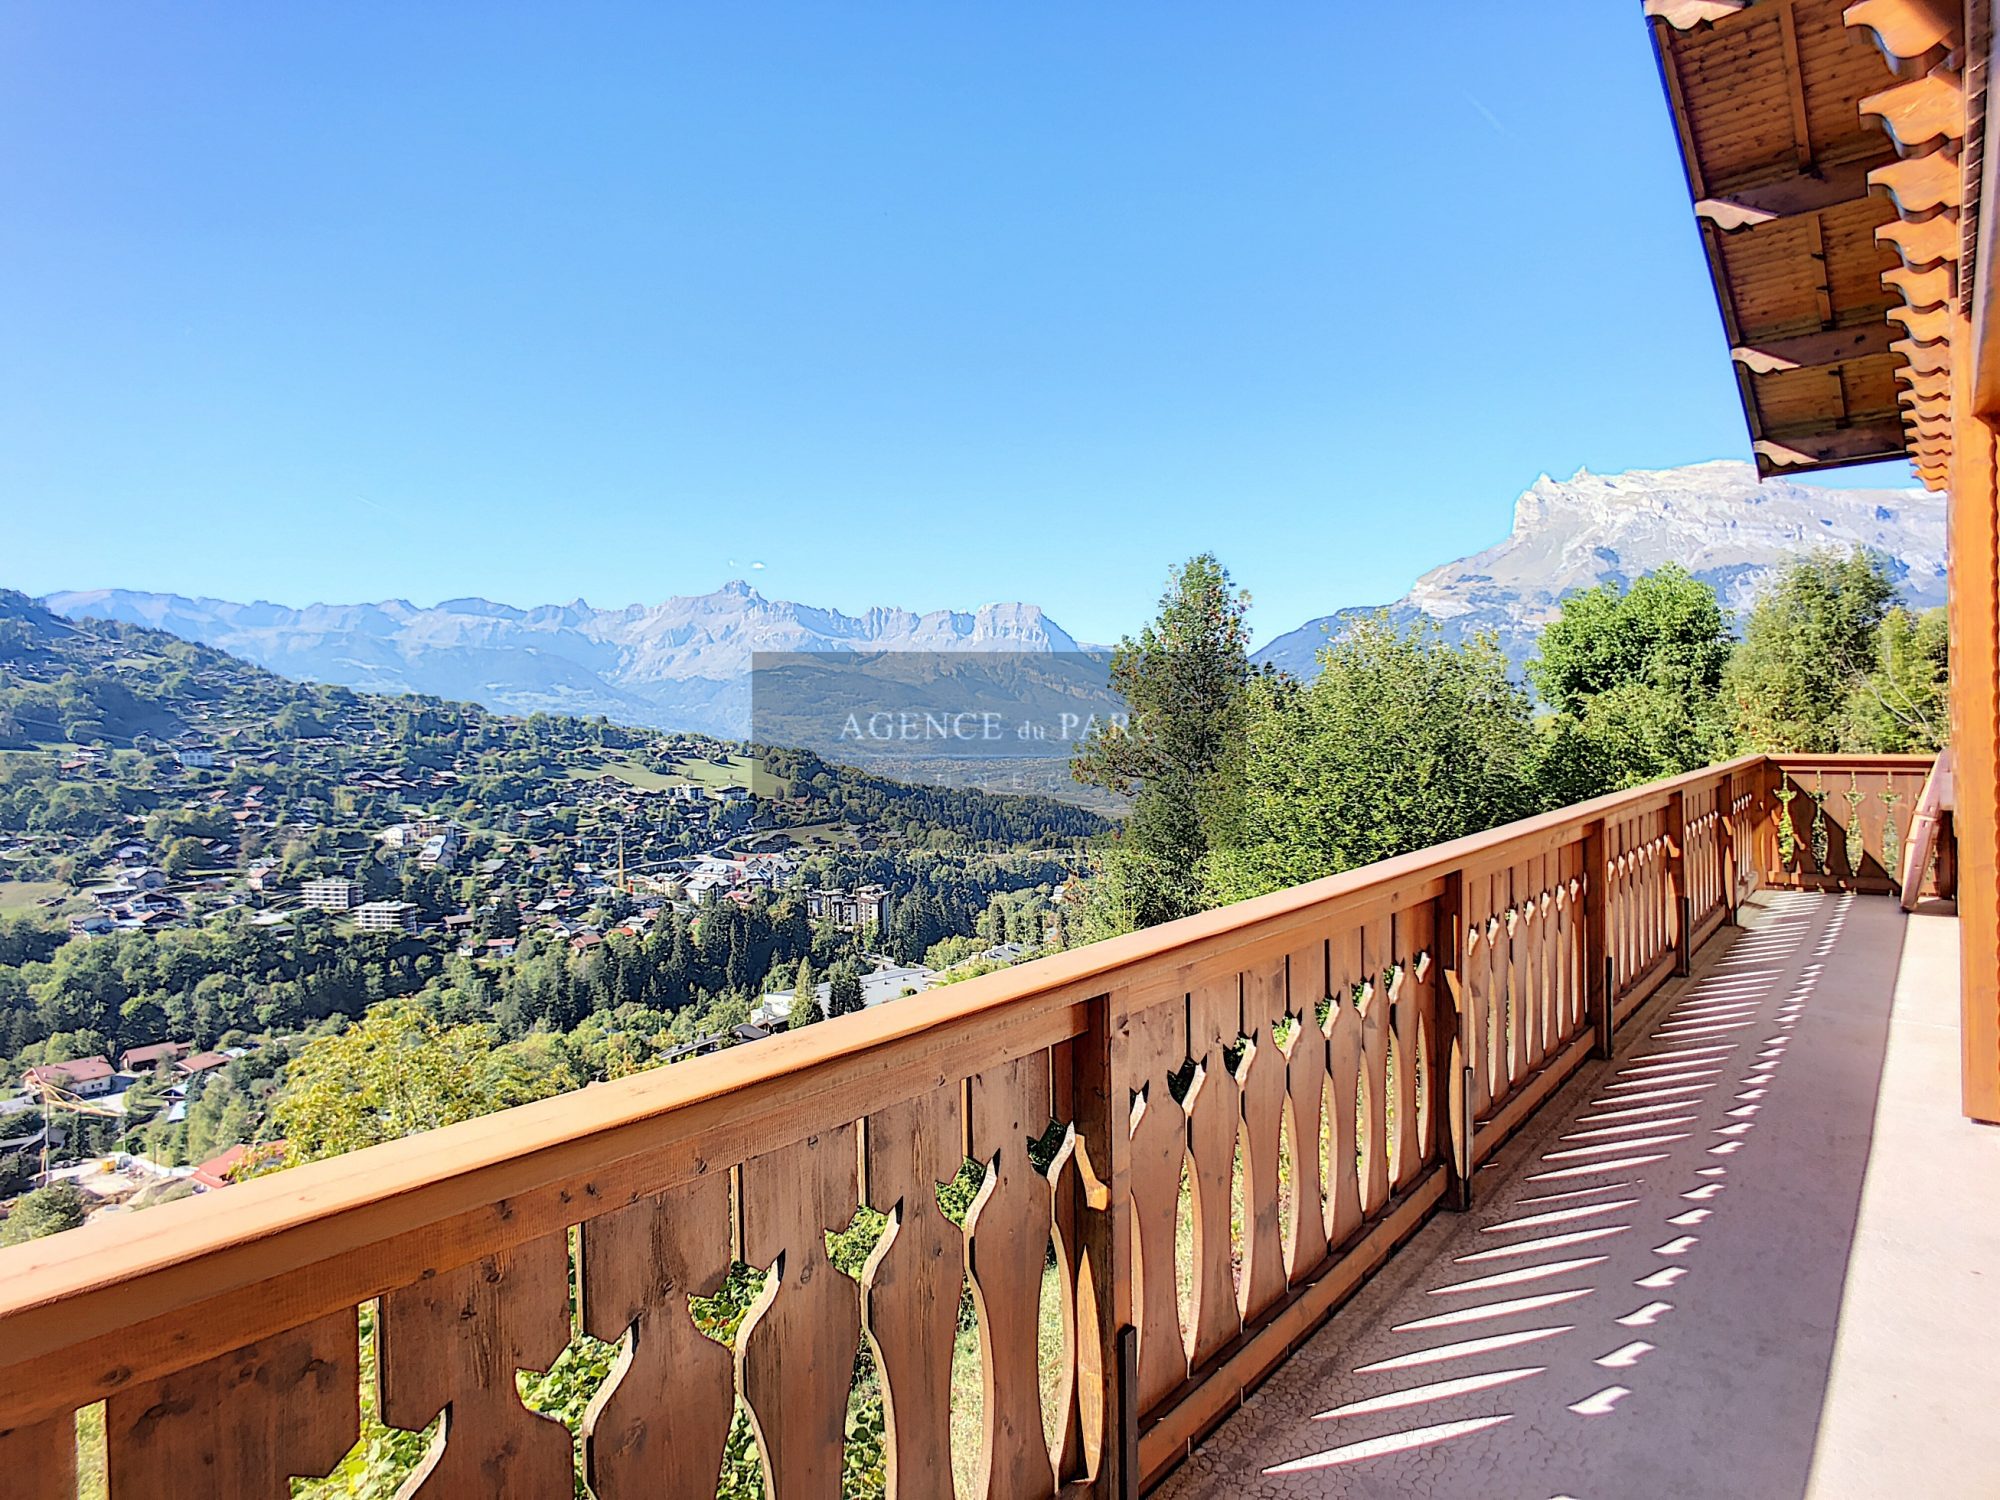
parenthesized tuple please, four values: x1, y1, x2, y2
(1878, 212, 1962, 264)
(1843, 0, 1959, 61)
(1644, 0, 1748, 27)
(1870, 149, 1964, 215)
(1860, 69, 1966, 152)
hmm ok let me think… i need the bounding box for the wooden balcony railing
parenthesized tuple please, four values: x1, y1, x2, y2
(0, 754, 1943, 1499)
(1762, 754, 1953, 899)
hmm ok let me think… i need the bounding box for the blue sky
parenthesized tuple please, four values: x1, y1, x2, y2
(0, 2, 1916, 648)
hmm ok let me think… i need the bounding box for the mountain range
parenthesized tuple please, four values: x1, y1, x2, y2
(42, 579, 1084, 736)
(43, 460, 1947, 732)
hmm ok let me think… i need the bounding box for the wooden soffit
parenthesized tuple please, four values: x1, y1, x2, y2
(1647, 0, 1969, 487)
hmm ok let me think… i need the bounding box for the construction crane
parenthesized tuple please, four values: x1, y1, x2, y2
(27, 1076, 127, 1188)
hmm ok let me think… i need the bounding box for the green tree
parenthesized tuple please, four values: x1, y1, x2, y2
(1528, 566, 1734, 802)
(1072, 554, 1251, 933)
(0, 1180, 89, 1246)
(1530, 564, 1732, 718)
(827, 963, 865, 1019)
(787, 959, 819, 1029)
(1726, 548, 1899, 752)
(1207, 616, 1538, 903)
(1839, 605, 1949, 752)
(272, 1003, 550, 1163)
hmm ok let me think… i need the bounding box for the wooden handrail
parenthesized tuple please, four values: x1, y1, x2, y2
(0, 753, 1807, 1498)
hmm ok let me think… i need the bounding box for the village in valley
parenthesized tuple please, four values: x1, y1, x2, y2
(0, 593, 1101, 1234)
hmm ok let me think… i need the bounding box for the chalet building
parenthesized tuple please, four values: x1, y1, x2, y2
(5, 7, 2000, 1498)
(117, 1042, 191, 1074)
(20, 1057, 116, 1099)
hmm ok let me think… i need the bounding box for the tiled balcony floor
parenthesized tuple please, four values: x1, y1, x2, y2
(1154, 891, 2000, 1500)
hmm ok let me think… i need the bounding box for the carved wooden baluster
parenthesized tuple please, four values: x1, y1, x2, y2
(1542, 876, 1562, 1053)
(1530, 865, 1549, 1065)
(0, 1412, 76, 1500)
(1283, 938, 1330, 1283)
(860, 1087, 965, 1500)
(1511, 883, 1534, 1076)
(1653, 829, 1667, 961)
(1236, 957, 1288, 1321)
(1462, 900, 1491, 1119)
(1357, 918, 1392, 1215)
(1505, 871, 1528, 1089)
(1184, 976, 1242, 1368)
(739, 1124, 863, 1500)
(1326, 927, 1364, 1245)
(1041, 1109, 1084, 1484)
(1485, 888, 1507, 1096)
(1391, 905, 1427, 1186)
(580, 1175, 734, 1500)
(377, 1235, 575, 1500)
(104, 1310, 358, 1500)
(1608, 848, 1624, 1000)
(1475, 881, 1504, 1110)
(966, 1053, 1057, 1500)
(1858, 776, 1890, 883)
(1572, 861, 1588, 1031)
(1557, 864, 1578, 1040)
(1405, 903, 1437, 1171)
(1126, 999, 1189, 1412)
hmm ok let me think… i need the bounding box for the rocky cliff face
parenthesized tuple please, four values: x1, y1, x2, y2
(1254, 460, 1946, 678)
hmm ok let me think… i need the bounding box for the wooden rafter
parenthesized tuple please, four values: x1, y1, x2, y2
(1697, 160, 1879, 229)
(1878, 212, 1962, 264)
(1731, 323, 1897, 371)
(1860, 69, 1967, 153)
(1644, 0, 1749, 26)
(1889, 303, 1954, 341)
(1779, 0, 1817, 170)
(1842, 0, 1958, 61)
(1753, 417, 1909, 466)
(1893, 336, 1953, 372)
(1870, 150, 1964, 215)
(1884, 262, 1954, 306)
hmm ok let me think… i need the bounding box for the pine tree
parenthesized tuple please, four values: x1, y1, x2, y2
(788, 960, 819, 1029)
(827, 963, 865, 1018)
(1072, 554, 1251, 934)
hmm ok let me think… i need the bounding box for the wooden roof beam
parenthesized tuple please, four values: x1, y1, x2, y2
(1888, 303, 1953, 341)
(1883, 262, 1954, 308)
(1644, 0, 1748, 27)
(1730, 323, 1898, 372)
(1895, 368, 1952, 400)
(1870, 149, 1963, 216)
(1892, 335, 1953, 372)
(1753, 417, 1911, 468)
(1843, 0, 1959, 62)
(1859, 69, 1966, 154)
(1778, 0, 1816, 171)
(1877, 211, 1961, 265)
(1697, 159, 1877, 229)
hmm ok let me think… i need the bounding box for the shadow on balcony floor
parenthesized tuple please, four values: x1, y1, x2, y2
(1153, 890, 1952, 1500)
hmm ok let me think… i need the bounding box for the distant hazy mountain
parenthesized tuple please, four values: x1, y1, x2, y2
(43, 580, 1085, 736)
(1255, 460, 1947, 678)
(45, 460, 1951, 732)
